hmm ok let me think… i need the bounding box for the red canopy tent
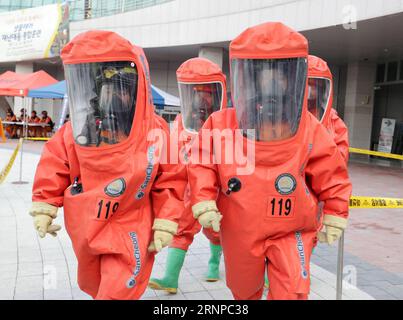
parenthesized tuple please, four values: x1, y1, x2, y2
(0, 70, 58, 97)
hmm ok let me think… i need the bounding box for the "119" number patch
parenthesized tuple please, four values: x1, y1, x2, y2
(96, 199, 120, 220)
(268, 196, 295, 218)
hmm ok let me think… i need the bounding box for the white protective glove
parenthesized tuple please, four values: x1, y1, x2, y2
(148, 219, 178, 253)
(29, 202, 61, 238)
(192, 200, 222, 233)
(318, 214, 348, 245)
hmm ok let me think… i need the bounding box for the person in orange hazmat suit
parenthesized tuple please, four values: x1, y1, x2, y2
(307, 55, 349, 163)
(187, 22, 352, 300)
(149, 57, 227, 293)
(262, 55, 350, 288)
(29, 30, 187, 300)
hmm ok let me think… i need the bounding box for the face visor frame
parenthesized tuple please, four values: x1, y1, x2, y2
(231, 57, 308, 142)
(307, 76, 332, 123)
(64, 61, 139, 147)
(178, 81, 224, 133)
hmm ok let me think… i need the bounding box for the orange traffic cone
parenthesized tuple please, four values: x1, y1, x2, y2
(0, 118, 6, 143)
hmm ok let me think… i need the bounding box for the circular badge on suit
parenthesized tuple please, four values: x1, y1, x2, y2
(76, 135, 88, 146)
(104, 178, 126, 197)
(275, 173, 297, 195)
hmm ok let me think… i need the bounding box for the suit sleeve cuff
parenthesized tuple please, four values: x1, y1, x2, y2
(323, 214, 348, 230)
(192, 200, 218, 219)
(29, 202, 58, 218)
(152, 219, 178, 235)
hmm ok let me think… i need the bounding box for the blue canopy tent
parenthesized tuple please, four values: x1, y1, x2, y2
(27, 80, 66, 99)
(27, 81, 180, 127)
(151, 85, 180, 108)
(27, 80, 68, 130)
(28, 81, 179, 107)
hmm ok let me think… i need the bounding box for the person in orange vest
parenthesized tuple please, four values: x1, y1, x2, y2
(17, 108, 29, 138)
(4, 108, 17, 138)
(40, 110, 54, 137)
(28, 110, 41, 137)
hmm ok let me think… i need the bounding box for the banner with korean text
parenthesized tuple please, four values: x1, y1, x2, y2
(0, 3, 69, 62)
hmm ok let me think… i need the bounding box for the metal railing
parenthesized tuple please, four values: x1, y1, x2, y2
(336, 232, 345, 300)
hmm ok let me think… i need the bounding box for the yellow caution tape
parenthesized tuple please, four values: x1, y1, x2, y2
(350, 196, 403, 209)
(24, 137, 50, 141)
(0, 138, 23, 184)
(349, 147, 403, 161)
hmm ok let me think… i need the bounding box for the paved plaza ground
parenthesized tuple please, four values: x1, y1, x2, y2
(1, 139, 402, 300)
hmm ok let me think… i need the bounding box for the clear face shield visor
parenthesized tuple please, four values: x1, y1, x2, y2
(178, 82, 223, 132)
(64, 61, 138, 147)
(231, 57, 307, 142)
(307, 77, 331, 122)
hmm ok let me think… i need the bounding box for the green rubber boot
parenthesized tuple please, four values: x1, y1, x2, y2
(205, 243, 222, 282)
(148, 248, 186, 294)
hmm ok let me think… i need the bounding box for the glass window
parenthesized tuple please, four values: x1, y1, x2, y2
(45, 0, 57, 5)
(387, 61, 398, 82)
(32, 0, 45, 6)
(376, 64, 386, 83)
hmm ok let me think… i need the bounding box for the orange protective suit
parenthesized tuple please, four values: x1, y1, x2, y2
(170, 115, 220, 250)
(188, 22, 352, 300)
(31, 31, 186, 300)
(308, 55, 349, 163)
(171, 58, 227, 250)
(326, 109, 349, 163)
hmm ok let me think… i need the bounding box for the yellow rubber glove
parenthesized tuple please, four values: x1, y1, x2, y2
(192, 200, 222, 232)
(148, 219, 178, 253)
(318, 214, 348, 245)
(29, 202, 61, 238)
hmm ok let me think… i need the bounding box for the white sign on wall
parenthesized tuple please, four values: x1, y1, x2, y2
(378, 118, 396, 154)
(0, 3, 69, 62)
